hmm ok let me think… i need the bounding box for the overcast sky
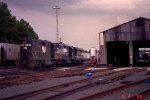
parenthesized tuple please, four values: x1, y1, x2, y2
(1, 0, 150, 50)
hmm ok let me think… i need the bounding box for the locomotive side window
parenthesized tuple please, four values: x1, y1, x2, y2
(42, 46, 46, 53)
(23, 47, 27, 49)
(41, 41, 46, 53)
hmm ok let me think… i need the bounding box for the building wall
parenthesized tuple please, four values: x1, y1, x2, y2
(103, 19, 150, 42)
(100, 45, 107, 65)
(145, 20, 150, 40)
(100, 18, 150, 65)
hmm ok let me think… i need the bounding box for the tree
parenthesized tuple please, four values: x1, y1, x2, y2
(18, 19, 38, 39)
(0, 2, 39, 43)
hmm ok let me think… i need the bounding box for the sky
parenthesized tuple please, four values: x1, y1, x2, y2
(1, 0, 150, 50)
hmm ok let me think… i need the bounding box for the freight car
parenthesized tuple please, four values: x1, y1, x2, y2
(90, 47, 97, 65)
(0, 43, 20, 66)
(18, 39, 87, 69)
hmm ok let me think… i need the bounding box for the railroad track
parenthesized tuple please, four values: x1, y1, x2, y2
(140, 89, 150, 99)
(0, 65, 92, 88)
(0, 68, 145, 100)
(0, 65, 115, 88)
(79, 78, 150, 100)
(128, 89, 150, 100)
(44, 73, 133, 100)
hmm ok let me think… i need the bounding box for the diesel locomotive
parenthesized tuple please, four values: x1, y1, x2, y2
(18, 39, 88, 69)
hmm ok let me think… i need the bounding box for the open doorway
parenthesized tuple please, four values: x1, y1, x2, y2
(107, 41, 129, 66)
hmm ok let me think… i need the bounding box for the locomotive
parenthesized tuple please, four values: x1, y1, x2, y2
(18, 39, 87, 69)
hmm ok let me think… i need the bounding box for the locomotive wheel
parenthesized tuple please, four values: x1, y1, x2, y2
(63, 59, 67, 66)
(41, 60, 46, 68)
(20, 61, 28, 70)
(36, 61, 42, 68)
(71, 60, 76, 65)
(62, 60, 67, 66)
(73, 60, 77, 65)
(59, 60, 62, 66)
(56, 59, 60, 66)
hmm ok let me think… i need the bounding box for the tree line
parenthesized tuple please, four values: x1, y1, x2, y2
(0, 2, 39, 44)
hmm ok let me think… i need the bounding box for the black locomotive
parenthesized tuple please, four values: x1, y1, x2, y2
(18, 39, 86, 69)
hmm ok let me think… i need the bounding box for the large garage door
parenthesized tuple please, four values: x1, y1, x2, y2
(133, 41, 150, 66)
(107, 41, 129, 66)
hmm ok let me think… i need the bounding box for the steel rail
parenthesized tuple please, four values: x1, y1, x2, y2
(43, 73, 136, 100)
(79, 78, 150, 100)
(0, 68, 143, 100)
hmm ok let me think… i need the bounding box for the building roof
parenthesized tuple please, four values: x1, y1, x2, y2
(100, 17, 150, 33)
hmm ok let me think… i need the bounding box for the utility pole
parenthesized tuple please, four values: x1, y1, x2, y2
(59, 38, 61, 43)
(52, 6, 61, 43)
(99, 32, 101, 64)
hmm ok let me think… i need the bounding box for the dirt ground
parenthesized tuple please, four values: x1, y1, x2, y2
(0, 64, 107, 89)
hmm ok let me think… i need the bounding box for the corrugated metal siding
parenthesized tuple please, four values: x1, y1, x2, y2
(145, 20, 150, 40)
(144, 20, 150, 31)
(104, 32, 116, 42)
(0, 43, 20, 60)
(104, 19, 150, 42)
(100, 45, 107, 64)
(120, 23, 130, 32)
(131, 21, 136, 32)
(145, 31, 150, 40)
